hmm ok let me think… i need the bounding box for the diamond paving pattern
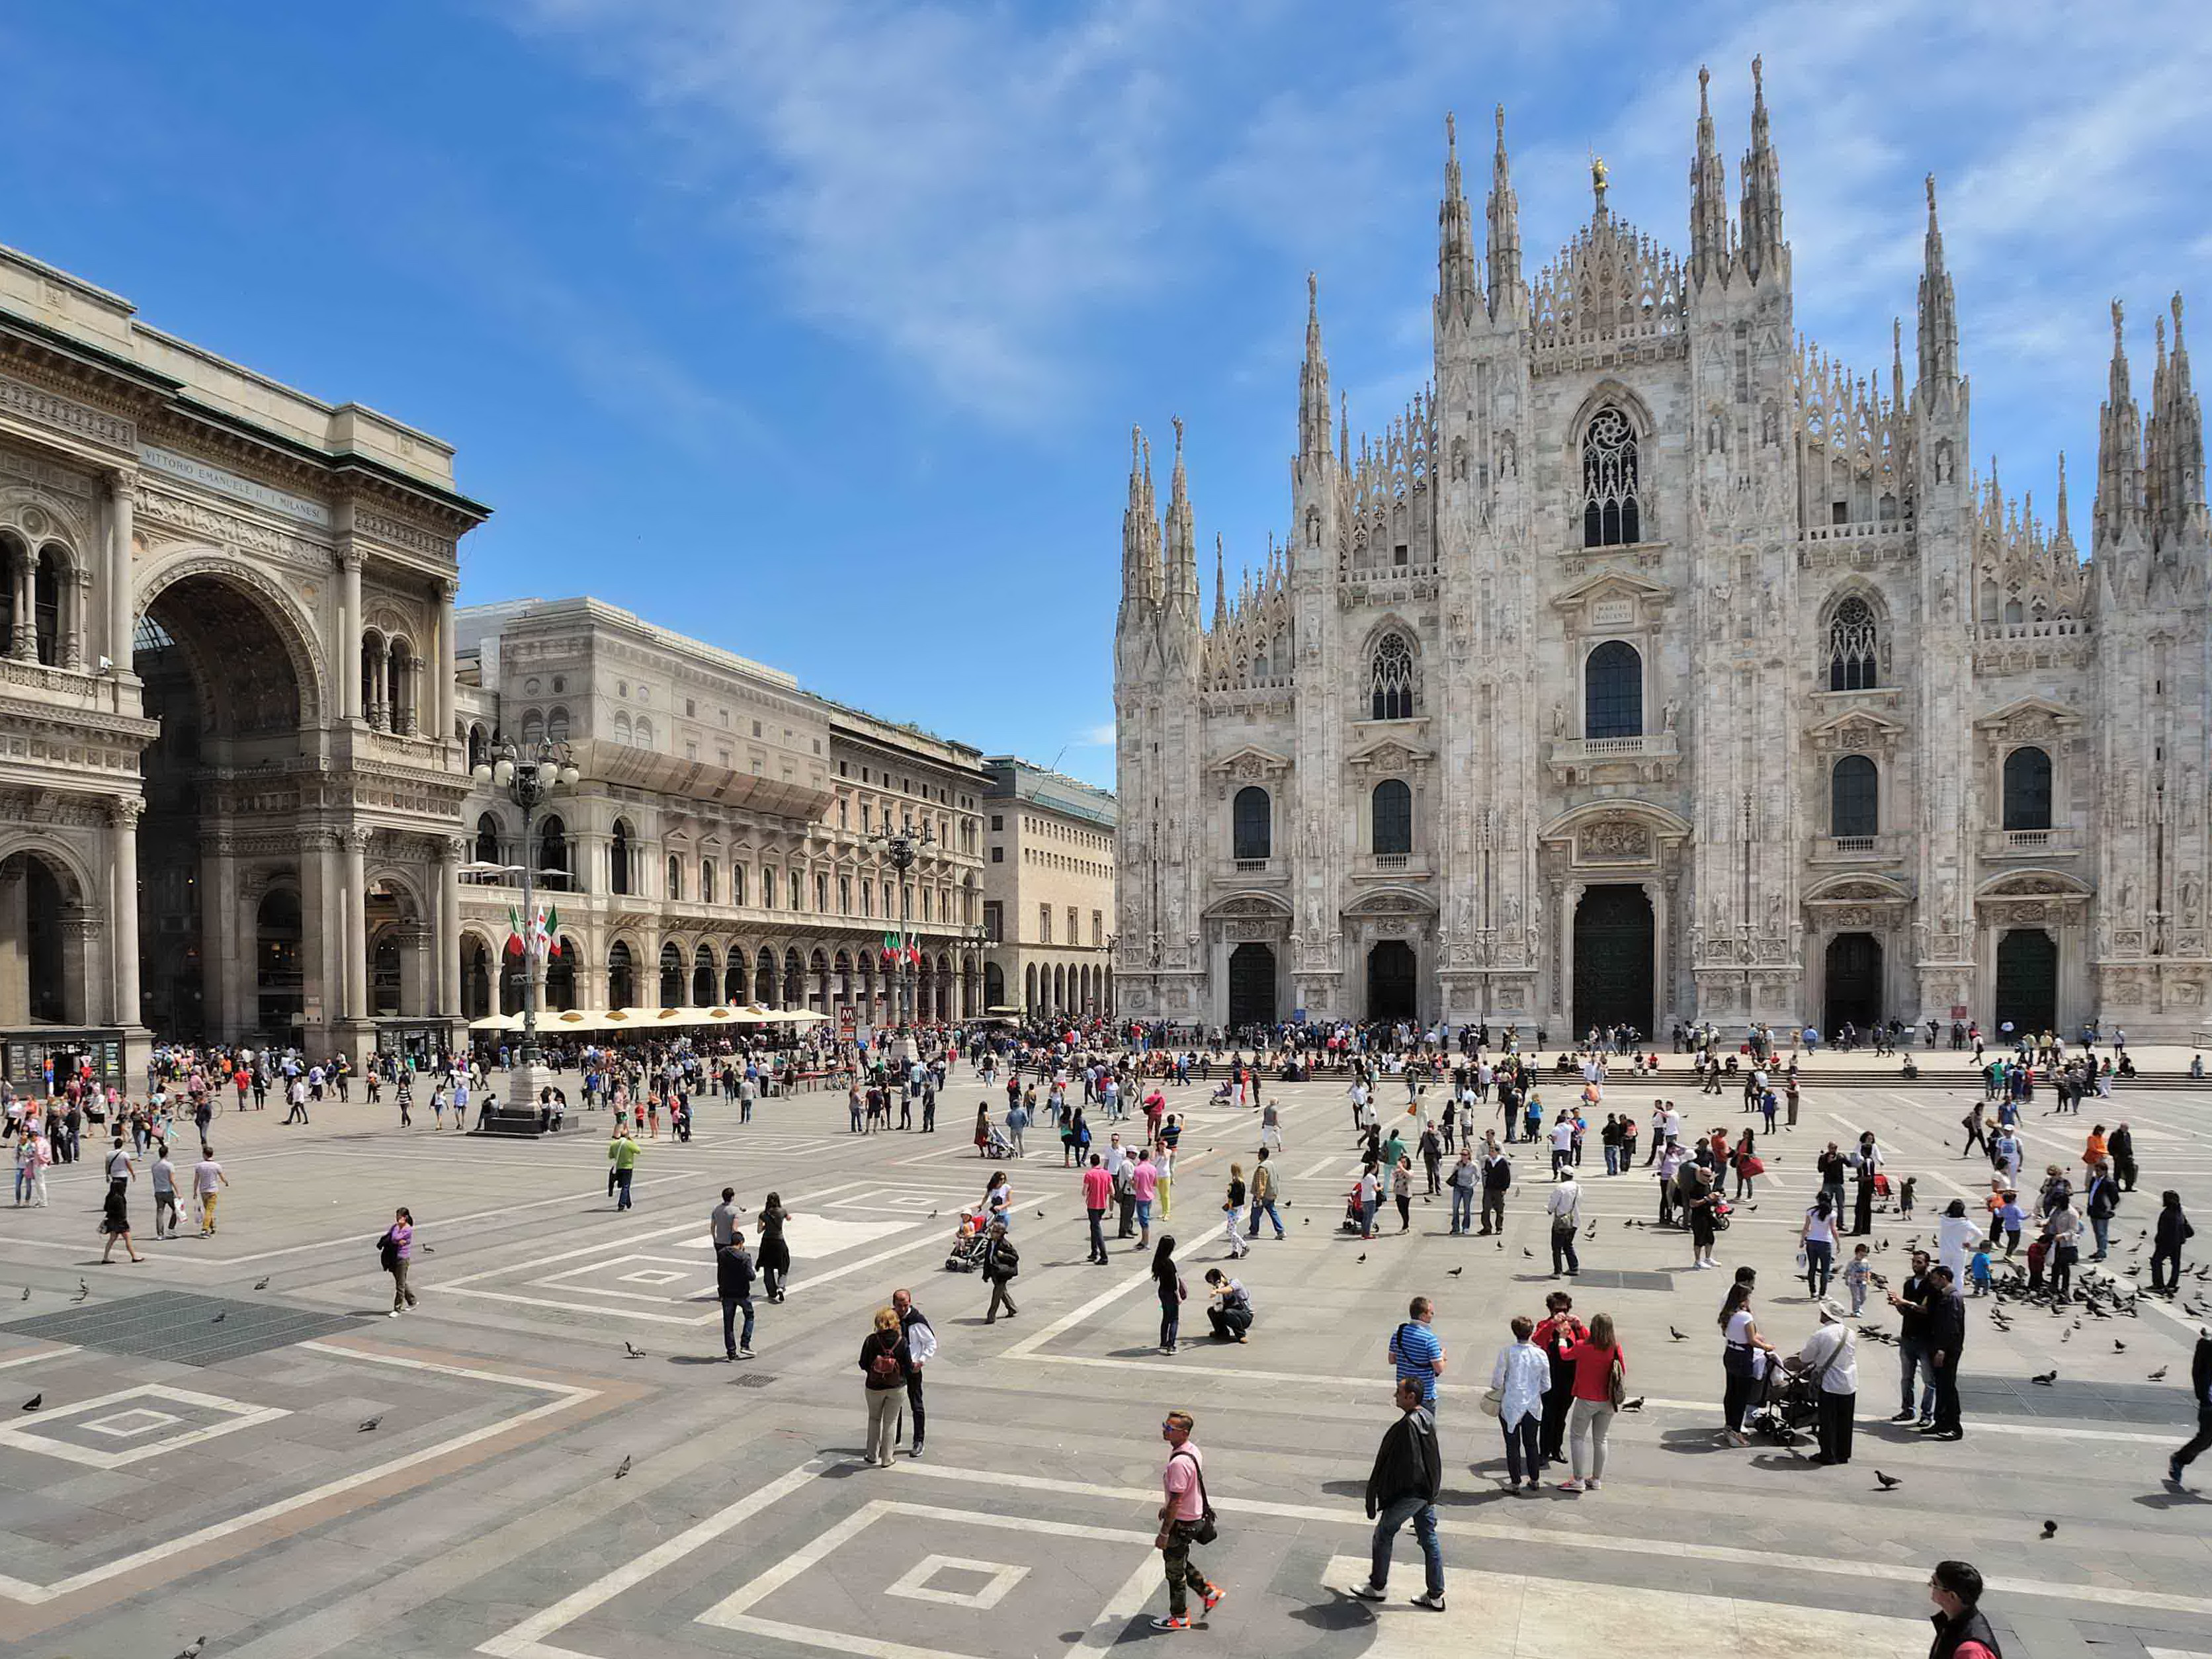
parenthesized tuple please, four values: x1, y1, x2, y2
(5, 1291, 365, 1367)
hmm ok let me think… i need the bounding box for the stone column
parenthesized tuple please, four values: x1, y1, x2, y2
(338, 548, 363, 720)
(7, 546, 31, 659)
(437, 836, 464, 1016)
(1644, 878, 1668, 1037)
(343, 827, 371, 1023)
(432, 577, 456, 749)
(1559, 882, 1583, 1035)
(107, 472, 135, 675)
(202, 837, 237, 1038)
(0, 861, 26, 1024)
(65, 567, 88, 668)
(108, 798, 143, 1027)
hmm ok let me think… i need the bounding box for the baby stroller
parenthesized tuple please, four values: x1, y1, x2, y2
(981, 1125, 1014, 1160)
(943, 1207, 991, 1273)
(1746, 1361, 1820, 1445)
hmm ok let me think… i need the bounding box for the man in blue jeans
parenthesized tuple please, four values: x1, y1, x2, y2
(1246, 1150, 1287, 1241)
(1351, 1377, 1446, 1611)
(716, 1231, 756, 1360)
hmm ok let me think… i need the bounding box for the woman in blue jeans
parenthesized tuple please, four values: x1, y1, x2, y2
(1801, 1193, 1840, 1299)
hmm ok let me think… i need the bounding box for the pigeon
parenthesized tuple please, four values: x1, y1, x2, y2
(359, 1415, 381, 1431)
(2030, 1369, 2057, 1385)
(1620, 1396, 1645, 1412)
(1035, 1209, 1044, 1218)
(1875, 1470, 1902, 1490)
(1584, 1221, 1598, 1240)
(1522, 1248, 1533, 1259)
(615, 1454, 633, 1480)
(1494, 1240, 1504, 1250)
(2061, 1328, 2071, 1343)
(421, 1245, 435, 1255)
(21, 1394, 41, 1412)
(1744, 1205, 1758, 1212)
(77, 1277, 87, 1296)
(2150, 1366, 2170, 1381)
(1303, 1217, 1310, 1226)
(1357, 1254, 1368, 1264)
(1670, 1326, 1687, 1341)
(212, 1311, 227, 1324)
(624, 1341, 646, 1359)
(929, 1210, 939, 1219)
(253, 1276, 271, 1291)
(1448, 1267, 1464, 1278)
(2114, 1340, 2126, 1353)
(173, 1640, 206, 1659)
(2041, 1519, 2057, 1539)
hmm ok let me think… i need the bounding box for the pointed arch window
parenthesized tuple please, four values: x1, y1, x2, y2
(1581, 405, 1642, 546)
(1369, 632, 1416, 720)
(1826, 597, 1879, 690)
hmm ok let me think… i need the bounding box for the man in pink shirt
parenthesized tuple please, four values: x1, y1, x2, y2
(1152, 1410, 1222, 1631)
(1131, 1151, 1160, 1248)
(1081, 1154, 1114, 1264)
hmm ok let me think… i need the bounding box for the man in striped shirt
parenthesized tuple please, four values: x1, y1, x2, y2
(1388, 1297, 1449, 1408)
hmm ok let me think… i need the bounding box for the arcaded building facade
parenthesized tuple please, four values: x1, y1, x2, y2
(455, 599, 990, 1035)
(0, 241, 485, 1084)
(1113, 65, 2211, 1039)
(980, 756, 1117, 1019)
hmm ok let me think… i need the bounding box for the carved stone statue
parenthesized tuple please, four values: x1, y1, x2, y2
(1502, 894, 1521, 931)
(1550, 702, 1565, 737)
(1662, 700, 1678, 732)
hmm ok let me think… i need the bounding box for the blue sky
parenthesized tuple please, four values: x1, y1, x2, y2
(3, 1, 2206, 787)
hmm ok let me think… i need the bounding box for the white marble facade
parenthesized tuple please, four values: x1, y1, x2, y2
(1113, 66, 2211, 1039)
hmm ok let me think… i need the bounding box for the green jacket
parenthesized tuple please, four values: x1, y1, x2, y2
(609, 1136, 640, 1172)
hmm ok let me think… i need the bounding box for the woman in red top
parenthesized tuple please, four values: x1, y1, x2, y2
(1532, 1293, 1586, 1469)
(1558, 1311, 1625, 1492)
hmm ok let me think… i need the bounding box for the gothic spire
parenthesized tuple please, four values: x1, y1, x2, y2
(1486, 105, 1525, 321)
(1165, 415, 1200, 615)
(1299, 272, 1331, 461)
(1212, 534, 1228, 630)
(1891, 318, 1905, 409)
(1118, 425, 1162, 622)
(2148, 291, 2207, 550)
(1437, 112, 1480, 325)
(1689, 65, 1731, 288)
(2094, 299, 2144, 549)
(1738, 56, 1783, 283)
(1916, 175, 1960, 393)
(1338, 391, 1349, 471)
(2053, 450, 2076, 556)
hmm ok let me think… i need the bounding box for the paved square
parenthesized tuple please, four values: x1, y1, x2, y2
(6, 1059, 2212, 1658)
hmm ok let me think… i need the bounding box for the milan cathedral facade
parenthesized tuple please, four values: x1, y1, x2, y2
(1111, 63, 2211, 1040)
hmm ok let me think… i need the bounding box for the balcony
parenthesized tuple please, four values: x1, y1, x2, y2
(1546, 730, 1680, 783)
(1373, 853, 1408, 871)
(1234, 858, 1270, 874)
(1809, 833, 1902, 865)
(1980, 827, 2080, 858)
(1216, 855, 1286, 887)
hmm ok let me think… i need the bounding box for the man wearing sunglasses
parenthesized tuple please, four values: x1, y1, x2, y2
(1152, 1411, 1223, 1632)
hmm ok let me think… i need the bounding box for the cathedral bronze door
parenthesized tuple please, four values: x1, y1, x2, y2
(1572, 885, 1654, 1039)
(1994, 929, 2058, 1037)
(1228, 942, 1277, 1031)
(1367, 940, 1418, 1022)
(1824, 933, 1883, 1035)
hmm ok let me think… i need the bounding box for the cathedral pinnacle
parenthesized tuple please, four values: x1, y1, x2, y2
(1119, 424, 1163, 622)
(1299, 273, 1332, 461)
(2147, 290, 2207, 552)
(1164, 416, 1200, 617)
(1212, 534, 1228, 630)
(2094, 298, 2145, 550)
(1737, 56, 1783, 283)
(1437, 110, 1479, 325)
(1916, 173, 1960, 394)
(1486, 105, 1525, 321)
(1689, 64, 1731, 288)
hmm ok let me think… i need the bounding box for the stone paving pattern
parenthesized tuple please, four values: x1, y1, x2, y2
(2, 1050, 2210, 1657)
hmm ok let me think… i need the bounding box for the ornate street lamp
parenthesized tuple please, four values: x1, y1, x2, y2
(472, 736, 580, 1105)
(872, 814, 934, 1039)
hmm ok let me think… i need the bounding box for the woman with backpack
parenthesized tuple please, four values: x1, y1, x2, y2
(980, 1218, 1021, 1323)
(380, 1207, 419, 1315)
(858, 1305, 911, 1465)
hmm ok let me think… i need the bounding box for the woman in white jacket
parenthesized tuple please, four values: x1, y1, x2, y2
(1491, 1316, 1552, 1494)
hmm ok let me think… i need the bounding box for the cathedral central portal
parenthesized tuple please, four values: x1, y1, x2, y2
(1572, 884, 1654, 1039)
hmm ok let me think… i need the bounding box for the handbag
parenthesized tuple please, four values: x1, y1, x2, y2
(1606, 1354, 1627, 1410)
(1171, 1449, 1218, 1545)
(1478, 1386, 1504, 1417)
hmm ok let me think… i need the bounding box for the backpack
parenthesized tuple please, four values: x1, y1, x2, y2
(867, 1341, 903, 1385)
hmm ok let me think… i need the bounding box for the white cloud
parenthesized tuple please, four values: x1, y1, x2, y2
(511, 0, 1185, 423)
(1076, 720, 1117, 747)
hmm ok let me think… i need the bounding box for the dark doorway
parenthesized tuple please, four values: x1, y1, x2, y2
(1366, 939, 1418, 1022)
(1228, 942, 1277, 1031)
(254, 888, 304, 1037)
(1824, 933, 1883, 1034)
(1572, 884, 1654, 1039)
(1994, 929, 2058, 1036)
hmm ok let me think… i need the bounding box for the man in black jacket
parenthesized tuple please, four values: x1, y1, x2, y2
(716, 1232, 757, 1361)
(1924, 1265, 1967, 1440)
(1350, 1377, 1445, 1611)
(1928, 1558, 2002, 1659)
(2166, 1330, 2212, 1488)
